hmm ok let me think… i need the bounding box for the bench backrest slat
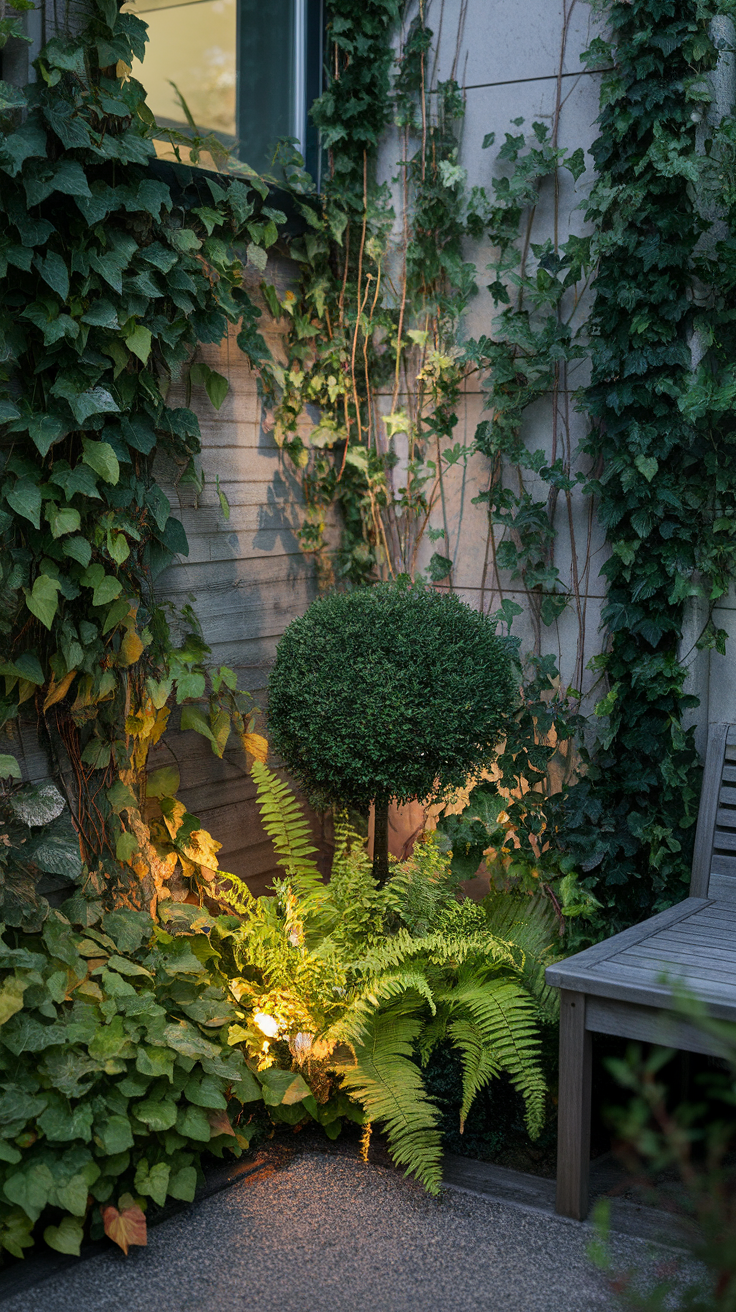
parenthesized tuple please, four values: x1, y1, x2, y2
(691, 722, 730, 898)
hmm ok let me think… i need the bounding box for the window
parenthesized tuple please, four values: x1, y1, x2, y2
(126, 0, 323, 180)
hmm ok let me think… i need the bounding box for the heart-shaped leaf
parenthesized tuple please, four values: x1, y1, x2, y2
(101, 1200, 147, 1255)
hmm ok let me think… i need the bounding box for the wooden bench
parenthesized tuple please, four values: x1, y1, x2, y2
(546, 721, 736, 1220)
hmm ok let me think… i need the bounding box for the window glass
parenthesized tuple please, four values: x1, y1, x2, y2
(125, 0, 322, 179)
(132, 0, 237, 141)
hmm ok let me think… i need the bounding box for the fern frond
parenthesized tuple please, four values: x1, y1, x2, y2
(482, 889, 561, 1020)
(251, 760, 323, 892)
(216, 869, 255, 914)
(352, 927, 521, 979)
(447, 1017, 500, 1132)
(337, 971, 438, 1040)
(440, 972, 546, 1138)
(337, 1008, 444, 1194)
(332, 811, 372, 880)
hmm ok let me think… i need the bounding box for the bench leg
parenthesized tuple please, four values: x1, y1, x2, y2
(556, 989, 592, 1220)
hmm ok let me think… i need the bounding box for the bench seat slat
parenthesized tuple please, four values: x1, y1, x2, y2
(649, 928, 736, 951)
(713, 829, 736, 851)
(711, 853, 736, 877)
(616, 948, 736, 981)
(617, 937, 736, 966)
(595, 959, 736, 998)
(692, 902, 736, 926)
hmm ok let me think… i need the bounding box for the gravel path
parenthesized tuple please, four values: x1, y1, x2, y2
(1, 1153, 687, 1312)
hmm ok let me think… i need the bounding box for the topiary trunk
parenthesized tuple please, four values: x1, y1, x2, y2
(372, 799, 390, 887)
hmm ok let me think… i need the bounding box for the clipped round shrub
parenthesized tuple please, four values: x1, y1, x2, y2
(268, 580, 518, 818)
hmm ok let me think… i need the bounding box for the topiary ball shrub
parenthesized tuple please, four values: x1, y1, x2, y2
(267, 581, 519, 882)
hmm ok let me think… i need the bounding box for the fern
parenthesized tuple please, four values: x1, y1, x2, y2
(250, 760, 323, 893)
(225, 768, 558, 1189)
(446, 1018, 500, 1132)
(482, 889, 561, 1021)
(217, 869, 254, 914)
(441, 970, 547, 1137)
(337, 1007, 444, 1194)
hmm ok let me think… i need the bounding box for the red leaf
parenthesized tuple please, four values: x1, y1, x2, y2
(207, 1107, 235, 1137)
(101, 1203, 147, 1255)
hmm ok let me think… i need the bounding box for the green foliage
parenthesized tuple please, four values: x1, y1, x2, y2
(0, 0, 276, 887)
(0, 779, 82, 933)
(555, 0, 736, 935)
(267, 580, 518, 811)
(592, 995, 736, 1310)
(0, 896, 264, 1260)
(219, 763, 559, 1194)
(269, 10, 485, 587)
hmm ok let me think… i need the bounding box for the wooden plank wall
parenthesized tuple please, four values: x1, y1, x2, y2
(149, 261, 329, 894)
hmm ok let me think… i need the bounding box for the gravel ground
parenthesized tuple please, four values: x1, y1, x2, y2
(0, 1152, 693, 1312)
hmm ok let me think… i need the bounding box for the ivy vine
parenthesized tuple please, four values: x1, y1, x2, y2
(0, 0, 277, 911)
(559, 0, 736, 935)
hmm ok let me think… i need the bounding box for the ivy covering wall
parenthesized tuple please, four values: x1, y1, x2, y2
(268, 0, 736, 938)
(2, 0, 736, 939)
(0, 0, 277, 917)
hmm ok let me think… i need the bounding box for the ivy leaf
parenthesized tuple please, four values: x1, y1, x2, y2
(101, 1200, 147, 1255)
(43, 1215, 83, 1257)
(634, 454, 658, 483)
(147, 765, 180, 798)
(73, 388, 120, 425)
(0, 651, 44, 684)
(25, 158, 91, 206)
(134, 1160, 170, 1206)
(564, 147, 586, 181)
(34, 250, 70, 301)
(126, 324, 152, 364)
(93, 575, 123, 606)
(81, 299, 119, 328)
(246, 242, 268, 272)
(118, 627, 144, 666)
(82, 438, 120, 485)
(6, 476, 42, 529)
(205, 370, 228, 410)
(427, 553, 452, 582)
(170, 228, 201, 253)
(175, 670, 205, 701)
(115, 831, 139, 861)
(0, 81, 27, 111)
(45, 504, 81, 538)
(27, 414, 66, 458)
(180, 704, 217, 744)
(0, 754, 21, 780)
(25, 575, 61, 630)
(62, 536, 92, 567)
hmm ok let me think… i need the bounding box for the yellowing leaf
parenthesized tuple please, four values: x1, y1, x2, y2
(241, 732, 268, 765)
(207, 1108, 235, 1137)
(162, 799, 187, 841)
(43, 669, 77, 711)
(119, 628, 144, 667)
(0, 977, 27, 1026)
(150, 706, 170, 746)
(180, 826, 221, 870)
(101, 1201, 147, 1255)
